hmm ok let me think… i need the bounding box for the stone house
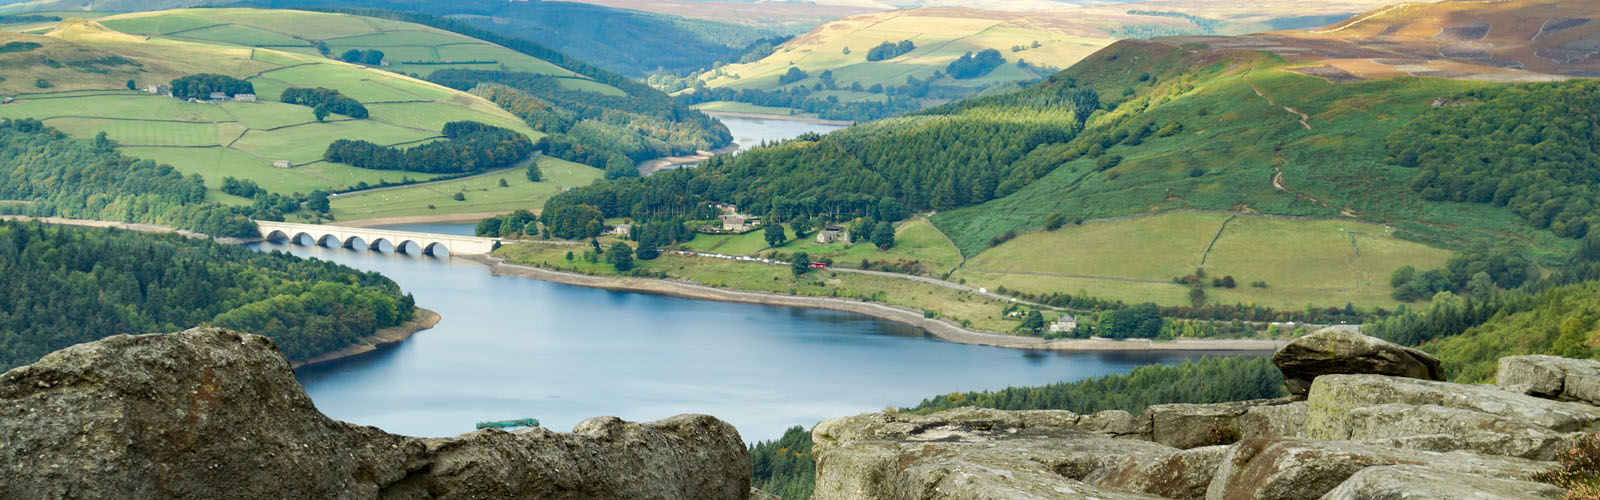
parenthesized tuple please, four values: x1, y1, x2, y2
(816, 225, 850, 244)
(1047, 315, 1078, 333)
(720, 215, 760, 232)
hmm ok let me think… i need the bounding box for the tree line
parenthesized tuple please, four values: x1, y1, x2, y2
(946, 49, 1005, 79)
(543, 81, 1102, 227)
(338, 48, 385, 65)
(1387, 80, 1600, 239)
(865, 40, 916, 61)
(1366, 232, 1600, 348)
(427, 69, 731, 179)
(168, 74, 254, 100)
(323, 121, 533, 174)
(281, 87, 369, 120)
(0, 119, 257, 238)
(0, 220, 415, 371)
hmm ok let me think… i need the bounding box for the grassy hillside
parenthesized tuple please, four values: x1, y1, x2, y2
(96, 8, 617, 93)
(952, 212, 1451, 309)
(0, 14, 557, 218)
(670, 7, 1132, 120)
(2, 0, 773, 76)
(0, 8, 739, 222)
(665, 0, 1406, 121)
(543, 0, 1599, 312)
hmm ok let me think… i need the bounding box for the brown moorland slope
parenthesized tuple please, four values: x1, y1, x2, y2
(1151, 0, 1599, 83)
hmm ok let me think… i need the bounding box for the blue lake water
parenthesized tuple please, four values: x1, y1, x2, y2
(713, 113, 847, 150)
(269, 226, 1261, 441)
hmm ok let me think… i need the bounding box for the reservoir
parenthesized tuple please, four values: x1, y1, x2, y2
(274, 225, 1261, 441)
(711, 112, 849, 150)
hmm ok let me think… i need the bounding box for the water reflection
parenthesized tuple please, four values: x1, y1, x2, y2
(271, 226, 1262, 441)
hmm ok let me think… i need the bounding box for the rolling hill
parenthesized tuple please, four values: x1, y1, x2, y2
(673, 0, 1407, 121)
(1, 0, 776, 76)
(0, 14, 548, 194)
(546, 0, 1600, 310)
(0, 9, 643, 223)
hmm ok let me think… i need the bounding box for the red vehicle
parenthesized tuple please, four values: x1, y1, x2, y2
(810, 262, 829, 269)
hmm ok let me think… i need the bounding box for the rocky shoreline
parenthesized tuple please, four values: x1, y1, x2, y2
(463, 254, 1282, 353)
(289, 307, 441, 371)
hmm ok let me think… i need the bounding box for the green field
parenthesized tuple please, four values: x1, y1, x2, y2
(931, 47, 1574, 263)
(950, 212, 1452, 309)
(96, 8, 625, 97)
(329, 156, 600, 222)
(0, 10, 604, 215)
(498, 239, 1023, 334)
(688, 8, 1126, 114)
(691, 101, 820, 118)
(680, 219, 964, 276)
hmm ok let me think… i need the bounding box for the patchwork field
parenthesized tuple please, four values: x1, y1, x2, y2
(694, 7, 1140, 108)
(328, 156, 600, 222)
(949, 211, 1452, 309)
(680, 219, 964, 276)
(0, 10, 603, 219)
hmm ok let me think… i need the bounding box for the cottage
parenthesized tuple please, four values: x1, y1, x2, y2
(208, 92, 228, 101)
(272, 160, 292, 169)
(233, 93, 257, 102)
(1047, 315, 1079, 334)
(719, 215, 745, 231)
(609, 223, 632, 237)
(146, 84, 169, 95)
(816, 225, 850, 244)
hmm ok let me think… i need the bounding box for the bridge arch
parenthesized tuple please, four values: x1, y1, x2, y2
(254, 221, 497, 257)
(423, 242, 449, 257)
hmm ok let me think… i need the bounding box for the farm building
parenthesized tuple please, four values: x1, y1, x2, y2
(234, 93, 257, 102)
(610, 223, 632, 236)
(720, 215, 761, 232)
(272, 160, 292, 169)
(1047, 315, 1078, 333)
(208, 92, 228, 101)
(145, 84, 168, 95)
(1, 97, 12, 105)
(816, 225, 850, 244)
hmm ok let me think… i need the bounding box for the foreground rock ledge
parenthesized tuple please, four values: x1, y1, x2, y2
(813, 330, 1591, 500)
(0, 328, 750, 500)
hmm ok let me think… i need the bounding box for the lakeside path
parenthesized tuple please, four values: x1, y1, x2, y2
(464, 254, 1284, 353)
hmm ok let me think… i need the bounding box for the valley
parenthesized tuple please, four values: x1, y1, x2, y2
(2, 0, 1600, 498)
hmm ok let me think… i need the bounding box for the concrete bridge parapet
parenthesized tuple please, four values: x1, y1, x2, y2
(255, 220, 499, 256)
